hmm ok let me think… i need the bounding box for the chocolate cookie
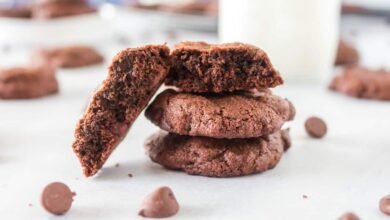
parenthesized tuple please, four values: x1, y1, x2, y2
(72, 45, 171, 177)
(329, 66, 390, 100)
(165, 41, 283, 93)
(335, 40, 359, 66)
(145, 89, 295, 139)
(0, 66, 58, 99)
(32, 0, 96, 19)
(145, 130, 289, 177)
(0, 6, 32, 18)
(32, 46, 104, 68)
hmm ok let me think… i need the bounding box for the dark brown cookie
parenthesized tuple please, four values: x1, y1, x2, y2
(72, 45, 171, 177)
(165, 41, 283, 93)
(32, 46, 104, 68)
(145, 130, 289, 177)
(335, 40, 359, 66)
(0, 6, 32, 18)
(145, 89, 294, 139)
(32, 1, 96, 19)
(329, 66, 390, 100)
(0, 66, 58, 99)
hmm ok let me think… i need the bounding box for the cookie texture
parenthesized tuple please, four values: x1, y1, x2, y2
(145, 130, 289, 177)
(32, 45, 104, 68)
(32, 0, 96, 19)
(165, 41, 283, 93)
(329, 66, 390, 100)
(145, 89, 295, 139)
(72, 45, 171, 177)
(0, 66, 58, 99)
(335, 40, 359, 66)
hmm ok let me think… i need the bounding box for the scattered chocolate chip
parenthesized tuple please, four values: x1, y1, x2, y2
(380, 194, 390, 216)
(281, 128, 292, 151)
(338, 212, 360, 220)
(139, 186, 179, 218)
(128, 173, 133, 177)
(41, 182, 75, 215)
(305, 116, 327, 138)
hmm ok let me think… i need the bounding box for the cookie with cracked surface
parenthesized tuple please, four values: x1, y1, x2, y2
(0, 66, 58, 99)
(145, 89, 295, 139)
(165, 41, 283, 93)
(329, 66, 390, 100)
(72, 44, 171, 177)
(145, 130, 289, 177)
(32, 45, 104, 68)
(335, 40, 359, 66)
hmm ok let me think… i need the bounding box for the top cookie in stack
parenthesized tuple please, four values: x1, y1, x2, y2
(145, 42, 294, 177)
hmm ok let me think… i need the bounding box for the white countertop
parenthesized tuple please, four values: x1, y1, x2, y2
(0, 15, 390, 220)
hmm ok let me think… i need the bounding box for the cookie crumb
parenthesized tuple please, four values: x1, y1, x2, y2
(302, 195, 308, 199)
(128, 173, 133, 178)
(115, 163, 120, 168)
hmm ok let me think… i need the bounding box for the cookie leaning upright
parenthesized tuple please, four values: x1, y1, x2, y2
(72, 45, 170, 177)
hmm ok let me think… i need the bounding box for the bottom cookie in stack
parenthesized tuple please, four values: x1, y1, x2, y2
(145, 130, 290, 177)
(144, 89, 295, 177)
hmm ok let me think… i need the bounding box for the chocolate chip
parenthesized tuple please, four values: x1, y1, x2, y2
(380, 194, 390, 215)
(138, 186, 179, 218)
(41, 182, 74, 215)
(128, 173, 133, 177)
(338, 212, 360, 220)
(305, 116, 327, 138)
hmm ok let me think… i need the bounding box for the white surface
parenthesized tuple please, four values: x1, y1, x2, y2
(219, 0, 341, 82)
(0, 13, 112, 47)
(0, 17, 390, 220)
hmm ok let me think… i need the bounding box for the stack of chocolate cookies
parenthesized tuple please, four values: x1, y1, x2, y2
(72, 42, 294, 178)
(144, 42, 295, 177)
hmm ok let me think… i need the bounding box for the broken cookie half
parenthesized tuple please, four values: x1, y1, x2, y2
(72, 44, 171, 177)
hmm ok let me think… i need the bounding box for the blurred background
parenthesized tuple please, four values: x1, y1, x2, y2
(0, 0, 389, 82)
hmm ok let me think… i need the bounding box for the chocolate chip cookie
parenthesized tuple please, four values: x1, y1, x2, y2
(0, 66, 58, 99)
(165, 41, 283, 93)
(32, 45, 104, 68)
(72, 45, 171, 177)
(145, 89, 295, 139)
(145, 130, 289, 177)
(329, 66, 390, 100)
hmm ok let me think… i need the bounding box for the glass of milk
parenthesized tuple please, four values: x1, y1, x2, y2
(219, 0, 341, 83)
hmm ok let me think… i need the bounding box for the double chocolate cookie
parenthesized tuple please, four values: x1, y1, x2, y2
(165, 42, 283, 93)
(0, 6, 32, 18)
(72, 45, 171, 177)
(0, 66, 58, 99)
(145, 89, 295, 139)
(32, 0, 96, 19)
(145, 130, 289, 177)
(329, 66, 390, 100)
(32, 46, 104, 68)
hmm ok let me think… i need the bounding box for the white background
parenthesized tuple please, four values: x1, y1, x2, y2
(0, 14, 389, 220)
